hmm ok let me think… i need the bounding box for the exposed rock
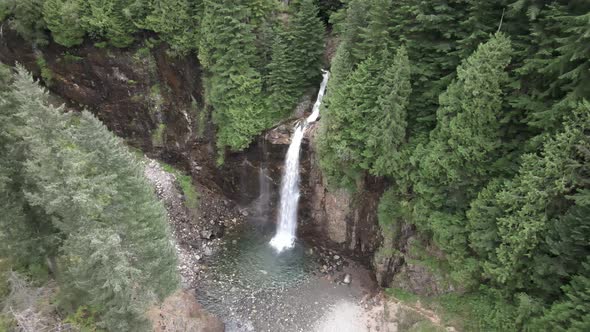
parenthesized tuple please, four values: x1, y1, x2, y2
(298, 124, 384, 260)
(148, 290, 224, 332)
(343, 274, 351, 285)
(0, 28, 207, 159)
(266, 124, 293, 145)
(200, 230, 213, 240)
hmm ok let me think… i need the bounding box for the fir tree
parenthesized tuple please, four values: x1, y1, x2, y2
(289, 0, 326, 87)
(1, 67, 179, 331)
(3, 0, 48, 45)
(266, 32, 301, 120)
(199, 0, 267, 154)
(42, 0, 85, 47)
(413, 33, 512, 256)
(143, 0, 202, 55)
(368, 46, 412, 178)
(488, 103, 590, 294)
(81, 0, 139, 47)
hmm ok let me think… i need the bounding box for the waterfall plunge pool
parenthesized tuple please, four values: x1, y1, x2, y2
(195, 219, 377, 332)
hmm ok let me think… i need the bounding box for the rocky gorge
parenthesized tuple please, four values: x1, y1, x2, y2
(0, 28, 454, 330)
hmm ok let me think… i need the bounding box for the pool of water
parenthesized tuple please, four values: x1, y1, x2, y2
(195, 215, 375, 332)
(204, 221, 316, 291)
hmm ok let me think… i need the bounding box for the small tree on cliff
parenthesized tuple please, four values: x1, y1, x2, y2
(42, 0, 86, 47)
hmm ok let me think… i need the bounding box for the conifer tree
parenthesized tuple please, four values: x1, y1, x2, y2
(487, 103, 590, 293)
(2, 0, 48, 45)
(354, 0, 395, 61)
(81, 0, 139, 47)
(1, 67, 179, 331)
(266, 33, 301, 120)
(413, 33, 512, 256)
(143, 0, 202, 55)
(42, 0, 85, 47)
(199, 0, 267, 154)
(368, 46, 412, 178)
(289, 0, 326, 87)
(390, 0, 470, 138)
(531, 260, 590, 331)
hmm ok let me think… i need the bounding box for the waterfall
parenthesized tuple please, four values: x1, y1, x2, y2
(270, 70, 330, 252)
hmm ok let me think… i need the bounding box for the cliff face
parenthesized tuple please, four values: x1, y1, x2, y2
(300, 124, 385, 260)
(0, 30, 449, 296)
(0, 30, 209, 162)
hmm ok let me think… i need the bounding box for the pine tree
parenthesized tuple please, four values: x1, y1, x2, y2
(42, 0, 85, 47)
(1, 67, 179, 331)
(487, 102, 590, 293)
(413, 33, 512, 257)
(531, 260, 590, 331)
(354, 0, 395, 61)
(266, 32, 301, 121)
(390, 0, 470, 139)
(3, 0, 48, 45)
(368, 46, 412, 178)
(199, 0, 267, 154)
(81, 0, 139, 47)
(143, 0, 202, 55)
(318, 55, 381, 187)
(289, 0, 326, 87)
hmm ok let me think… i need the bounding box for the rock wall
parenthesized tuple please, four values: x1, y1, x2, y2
(299, 124, 385, 260)
(0, 30, 211, 163)
(0, 28, 450, 297)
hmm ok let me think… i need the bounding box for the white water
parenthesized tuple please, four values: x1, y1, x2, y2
(270, 70, 330, 252)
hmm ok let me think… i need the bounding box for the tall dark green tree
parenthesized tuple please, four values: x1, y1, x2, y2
(289, 0, 326, 87)
(199, 0, 267, 155)
(142, 0, 203, 55)
(2, 0, 48, 45)
(266, 32, 301, 120)
(42, 0, 85, 47)
(81, 0, 139, 47)
(413, 33, 512, 259)
(0, 67, 179, 331)
(368, 46, 412, 178)
(319, 46, 411, 187)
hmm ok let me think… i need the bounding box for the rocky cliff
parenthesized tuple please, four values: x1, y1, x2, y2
(0, 29, 447, 298)
(0, 29, 210, 163)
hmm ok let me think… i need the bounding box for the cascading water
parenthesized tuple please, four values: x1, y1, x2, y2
(270, 70, 330, 252)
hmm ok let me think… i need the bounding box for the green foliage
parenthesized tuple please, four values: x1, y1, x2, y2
(43, 0, 85, 47)
(529, 260, 590, 331)
(152, 123, 166, 146)
(3, 0, 48, 45)
(319, 45, 411, 187)
(412, 33, 512, 261)
(320, 1, 590, 329)
(80, 0, 138, 47)
(160, 162, 199, 209)
(64, 306, 103, 332)
(199, 0, 268, 153)
(386, 287, 419, 303)
(142, 0, 202, 55)
(0, 67, 179, 331)
(265, 32, 301, 121)
(62, 53, 84, 63)
(436, 288, 518, 332)
(289, 0, 326, 87)
(35, 54, 53, 86)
